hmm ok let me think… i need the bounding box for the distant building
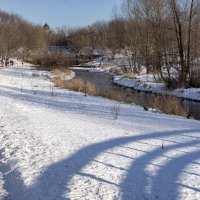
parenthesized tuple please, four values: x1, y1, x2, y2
(43, 23, 50, 31)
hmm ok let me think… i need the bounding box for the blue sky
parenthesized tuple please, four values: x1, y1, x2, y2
(0, 0, 122, 28)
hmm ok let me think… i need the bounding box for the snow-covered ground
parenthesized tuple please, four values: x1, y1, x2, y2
(86, 57, 200, 101)
(0, 61, 200, 200)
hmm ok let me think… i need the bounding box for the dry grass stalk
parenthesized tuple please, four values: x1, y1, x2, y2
(53, 78, 96, 95)
(85, 82, 96, 95)
(95, 88, 125, 102)
(152, 95, 187, 117)
(52, 68, 71, 78)
(62, 68, 71, 76)
(54, 79, 66, 88)
(52, 68, 62, 77)
(111, 103, 121, 120)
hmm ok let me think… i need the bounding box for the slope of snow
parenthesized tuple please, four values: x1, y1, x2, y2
(0, 61, 200, 200)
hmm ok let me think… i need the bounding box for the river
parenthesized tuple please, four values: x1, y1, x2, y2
(73, 68, 200, 120)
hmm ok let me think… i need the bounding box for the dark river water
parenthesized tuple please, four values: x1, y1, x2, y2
(73, 68, 200, 120)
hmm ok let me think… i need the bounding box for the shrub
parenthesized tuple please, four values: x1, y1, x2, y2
(111, 103, 121, 120)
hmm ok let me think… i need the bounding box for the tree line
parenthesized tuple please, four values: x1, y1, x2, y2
(0, 10, 47, 62)
(66, 0, 200, 89)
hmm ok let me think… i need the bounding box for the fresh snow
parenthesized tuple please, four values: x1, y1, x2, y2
(0, 60, 200, 200)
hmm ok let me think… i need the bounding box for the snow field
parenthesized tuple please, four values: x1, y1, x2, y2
(0, 62, 200, 199)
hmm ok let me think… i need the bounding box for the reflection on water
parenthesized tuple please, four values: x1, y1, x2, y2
(73, 69, 200, 120)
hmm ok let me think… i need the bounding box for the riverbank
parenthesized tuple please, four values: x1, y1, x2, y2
(82, 57, 200, 102)
(72, 68, 200, 120)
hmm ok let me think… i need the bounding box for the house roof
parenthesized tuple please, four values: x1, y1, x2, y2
(43, 23, 50, 31)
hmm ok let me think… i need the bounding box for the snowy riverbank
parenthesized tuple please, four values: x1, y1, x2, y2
(85, 57, 200, 102)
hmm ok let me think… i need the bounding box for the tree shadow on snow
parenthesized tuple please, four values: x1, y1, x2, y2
(0, 149, 27, 200)
(1, 129, 199, 199)
(151, 149, 200, 200)
(120, 137, 200, 200)
(0, 87, 200, 199)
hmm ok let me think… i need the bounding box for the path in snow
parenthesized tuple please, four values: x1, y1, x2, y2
(0, 62, 200, 200)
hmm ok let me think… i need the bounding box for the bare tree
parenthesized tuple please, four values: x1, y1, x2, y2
(170, 0, 200, 87)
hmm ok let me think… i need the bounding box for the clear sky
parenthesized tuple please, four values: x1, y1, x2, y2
(0, 0, 122, 29)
